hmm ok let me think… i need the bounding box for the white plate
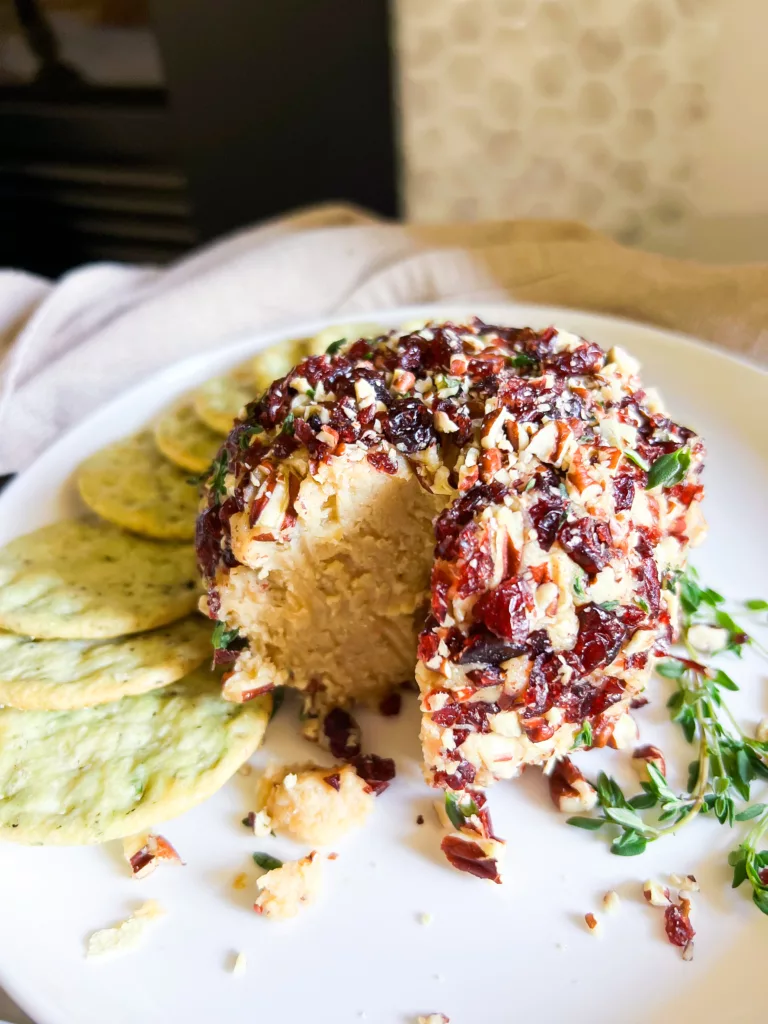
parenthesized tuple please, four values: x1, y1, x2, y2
(0, 304, 766, 1024)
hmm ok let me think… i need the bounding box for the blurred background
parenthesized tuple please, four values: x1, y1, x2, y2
(1, 0, 765, 277)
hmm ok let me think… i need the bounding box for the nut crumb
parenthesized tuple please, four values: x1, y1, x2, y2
(602, 890, 620, 913)
(682, 940, 695, 962)
(233, 872, 249, 891)
(584, 912, 601, 935)
(238, 763, 252, 777)
(327, 852, 339, 861)
(417, 1015, 449, 1024)
(419, 912, 433, 926)
(416, 814, 425, 825)
(232, 951, 247, 976)
(643, 880, 671, 907)
(282, 772, 298, 790)
(679, 874, 700, 893)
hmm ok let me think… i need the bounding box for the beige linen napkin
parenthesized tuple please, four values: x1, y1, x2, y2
(1, 204, 767, 476)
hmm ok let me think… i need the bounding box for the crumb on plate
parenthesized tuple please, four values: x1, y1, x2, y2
(86, 900, 165, 958)
(253, 762, 376, 845)
(254, 851, 322, 920)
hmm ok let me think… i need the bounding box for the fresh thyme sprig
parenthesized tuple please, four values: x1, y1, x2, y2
(565, 568, 768, 913)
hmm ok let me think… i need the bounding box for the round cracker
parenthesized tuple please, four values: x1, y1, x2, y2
(154, 402, 222, 474)
(78, 432, 200, 540)
(0, 616, 212, 710)
(304, 322, 384, 356)
(193, 374, 254, 435)
(251, 339, 308, 392)
(0, 520, 200, 640)
(0, 667, 270, 844)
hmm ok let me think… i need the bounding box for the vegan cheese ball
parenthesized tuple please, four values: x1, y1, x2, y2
(196, 320, 706, 878)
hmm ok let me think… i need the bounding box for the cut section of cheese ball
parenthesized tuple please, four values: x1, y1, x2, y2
(196, 320, 706, 878)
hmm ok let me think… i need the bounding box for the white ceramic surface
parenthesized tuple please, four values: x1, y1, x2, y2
(0, 304, 766, 1024)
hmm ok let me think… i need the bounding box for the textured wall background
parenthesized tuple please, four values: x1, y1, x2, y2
(394, 0, 721, 247)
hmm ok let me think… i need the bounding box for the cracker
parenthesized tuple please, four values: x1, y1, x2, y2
(251, 339, 308, 392)
(0, 520, 200, 639)
(0, 616, 211, 710)
(77, 432, 199, 540)
(193, 372, 254, 435)
(154, 402, 222, 474)
(0, 667, 270, 844)
(304, 322, 384, 356)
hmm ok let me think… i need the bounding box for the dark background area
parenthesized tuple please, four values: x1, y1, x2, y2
(0, 0, 398, 277)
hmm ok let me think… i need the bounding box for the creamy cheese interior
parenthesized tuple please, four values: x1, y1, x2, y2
(216, 452, 445, 713)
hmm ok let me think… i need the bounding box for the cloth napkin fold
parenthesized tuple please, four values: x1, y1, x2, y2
(1, 205, 766, 476)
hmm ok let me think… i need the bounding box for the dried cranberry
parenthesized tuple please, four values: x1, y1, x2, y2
(427, 326, 463, 369)
(352, 753, 396, 795)
(561, 680, 597, 723)
(431, 701, 499, 734)
(250, 375, 292, 428)
(433, 760, 476, 790)
(323, 773, 341, 791)
(590, 677, 626, 717)
(529, 495, 567, 551)
(379, 692, 402, 717)
(323, 708, 362, 760)
(573, 604, 628, 674)
(465, 666, 503, 688)
(196, 505, 224, 578)
(418, 632, 440, 664)
(474, 577, 532, 644)
(366, 451, 397, 475)
(613, 475, 635, 513)
(384, 397, 435, 452)
(434, 482, 508, 559)
(441, 835, 501, 883)
(638, 555, 661, 615)
(431, 564, 452, 623)
(525, 652, 561, 715)
(328, 399, 361, 444)
(558, 517, 613, 576)
(527, 629, 553, 656)
(664, 903, 695, 947)
(396, 336, 427, 371)
(453, 523, 495, 598)
(459, 632, 527, 666)
(544, 341, 605, 377)
(433, 398, 473, 446)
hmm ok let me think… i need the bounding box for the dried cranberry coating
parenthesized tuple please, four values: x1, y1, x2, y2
(440, 834, 501, 883)
(434, 482, 508, 559)
(473, 578, 532, 644)
(613, 475, 635, 513)
(543, 341, 605, 377)
(384, 397, 436, 452)
(352, 753, 396, 795)
(323, 773, 342, 791)
(558, 517, 614, 576)
(433, 760, 476, 790)
(529, 494, 567, 551)
(458, 632, 527, 666)
(322, 708, 362, 760)
(573, 603, 628, 674)
(367, 451, 398, 475)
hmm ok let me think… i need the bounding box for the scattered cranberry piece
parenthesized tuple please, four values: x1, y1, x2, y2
(352, 753, 396, 795)
(664, 902, 695, 947)
(379, 692, 402, 717)
(441, 835, 501, 883)
(323, 708, 362, 760)
(366, 451, 397, 475)
(416, 814, 425, 825)
(323, 773, 342, 792)
(613, 475, 635, 512)
(529, 494, 567, 551)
